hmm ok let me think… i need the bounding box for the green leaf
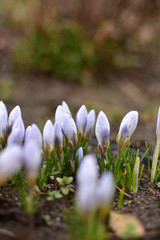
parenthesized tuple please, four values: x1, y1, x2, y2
(43, 214, 51, 222)
(56, 177, 63, 185)
(54, 191, 63, 199)
(61, 186, 69, 195)
(63, 176, 73, 185)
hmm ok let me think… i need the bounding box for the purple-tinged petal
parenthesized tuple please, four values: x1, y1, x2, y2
(53, 121, 63, 150)
(62, 113, 77, 148)
(25, 124, 42, 149)
(0, 145, 22, 185)
(23, 140, 42, 185)
(43, 120, 54, 153)
(77, 154, 98, 186)
(95, 111, 110, 153)
(75, 147, 83, 164)
(116, 111, 138, 149)
(76, 105, 88, 138)
(84, 109, 96, 139)
(8, 105, 21, 129)
(62, 101, 72, 116)
(55, 105, 65, 127)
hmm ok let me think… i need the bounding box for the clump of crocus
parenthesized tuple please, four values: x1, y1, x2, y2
(151, 107, 160, 183)
(95, 111, 110, 155)
(0, 145, 22, 186)
(116, 111, 138, 149)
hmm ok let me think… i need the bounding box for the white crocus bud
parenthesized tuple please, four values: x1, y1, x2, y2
(76, 183, 96, 214)
(62, 101, 72, 116)
(43, 120, 54, 154)
(8, 105, 21, 129)
(0, 145, 22, 185)
(151, 106, 160, 183)
(84, 109, 96, 139)
(77, 154, 98, 186)
(75, 147, 83, 164)
(116, 111, 138, 149)
(25, 124, 43, 149)
(0, 101, 8, 142)
(76, 105, 88, 139)
(62, 113, 77, 149)
(53, 121, 63, 152)
(0, 101, 8, 122)
(95, 172, 115, 213)
(95, 111, 110, 154)
(55, 105, 65, 127)
(7, 117, 25, 146)
(23, 141, 42, 185)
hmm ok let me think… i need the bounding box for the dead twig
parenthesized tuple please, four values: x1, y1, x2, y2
(116, 186, 132, 199)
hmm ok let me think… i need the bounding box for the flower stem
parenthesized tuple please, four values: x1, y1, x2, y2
(151, 136, 160, 183)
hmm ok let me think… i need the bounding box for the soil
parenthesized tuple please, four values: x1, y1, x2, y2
(0, 165, 160, 240)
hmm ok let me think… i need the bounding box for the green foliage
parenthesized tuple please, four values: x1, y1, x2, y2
(97, 144, 148, 193)
(64, 208, 106, 240)
(13, 22, 97, 81)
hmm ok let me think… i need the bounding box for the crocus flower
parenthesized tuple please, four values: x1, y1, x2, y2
(55, 105, 65, 127)
(23, 141, 42, 185)
(0, 101, 8, 141)
(116, 111, 138, 149)
(77, 154, 98, 186)
(8, 105, 21, 129)
(43, 120, 54, 154)
(53, 121, 63, 152)
(84, 109, 96, 139)
(75, 147, 83, 164)
(151, 106, 160, 182)
(95, 111, 110, 154)
(7, 117, 25, 146)
(0, 101, 8, 122)
(25, 124, 43, 149)
(95, 172, 115, 213)
(0, 145, 22, 185)
(62, 101, 72, 116)
(76, 105, 88, 139)
(62, 113, 77, 149)
(76, 183, 96, 214)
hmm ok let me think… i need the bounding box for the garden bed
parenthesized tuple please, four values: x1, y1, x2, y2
(0, 157, 159, 240)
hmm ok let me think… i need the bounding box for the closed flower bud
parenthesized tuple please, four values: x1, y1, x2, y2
(8, 105, 21, 129)
(0, 101, 8, 122)
(95, 172, 115, 213)
(62, 101, 72, 116)
(7, 117, 25, 146)
(116, 111, 138, 149)
(76, 105, 88, 139)
(76, 183, 96, 214)
(75, 147, 83, 164)
(25, 124, 43, 149)
(55, 105, 65, 127)
(77, 154, 98, 186)
(95, 111, 110, 154)
(53, 121, 63, 152)
(23, 141, 42, 185)
(0, 145, 22, 185)
(62, 113, 77, 149)
(43, 120, 54, 154)
(84, 109, 96, 139)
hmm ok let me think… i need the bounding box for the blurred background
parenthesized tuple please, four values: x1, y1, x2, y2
(0, 0, 160, 150)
